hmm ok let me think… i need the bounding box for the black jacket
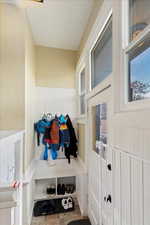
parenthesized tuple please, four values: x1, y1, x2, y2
(65, 115, 78, 163)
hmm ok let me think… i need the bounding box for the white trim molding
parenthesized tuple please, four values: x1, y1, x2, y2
(23, 159, 36, 185)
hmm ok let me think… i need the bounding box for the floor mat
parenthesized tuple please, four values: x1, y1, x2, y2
(68, 219, 91, 225)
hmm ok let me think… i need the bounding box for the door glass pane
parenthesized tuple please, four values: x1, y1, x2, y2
(92, 103, 107, 157)
(91, 21, 112, 89)
(129, 0, 150, 41)
(128, 37, 150, 101)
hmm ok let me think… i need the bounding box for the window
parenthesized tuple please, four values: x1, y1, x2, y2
(129, 0, 150, 42)
(123, 0, 150, 104)
(79, 69, 86, 115)
(91, 20, 112, 89)
(92, 103, 107, 157)
(128, 37, 150, 101)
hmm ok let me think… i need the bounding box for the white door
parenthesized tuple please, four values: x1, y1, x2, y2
(88, 87, 113, 225)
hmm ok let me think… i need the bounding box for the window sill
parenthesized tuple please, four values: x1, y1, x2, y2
(86, 75, 112, 101)
(123, 24, 150, 53)
(120, 98, 150, 113)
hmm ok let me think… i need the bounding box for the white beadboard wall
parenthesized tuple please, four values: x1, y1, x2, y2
(88, 146, 150, 225)
(35, 87, 77, 121)
(34, 86, 77, 159)
(112, 110, 150, 161)
(113, 148, 150, 225)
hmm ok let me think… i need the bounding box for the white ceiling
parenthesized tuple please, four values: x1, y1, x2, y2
(26, 0, 94, 50)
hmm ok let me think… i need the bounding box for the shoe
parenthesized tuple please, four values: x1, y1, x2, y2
(65, 185, 70, 194)
(70, 184, 75, 194)
(68, 197, 73, 208)
(46, 185, 56, 195)
(62, 198, 69, 210)
(61, 184, 66, 195)
(57, 184, 62, 195)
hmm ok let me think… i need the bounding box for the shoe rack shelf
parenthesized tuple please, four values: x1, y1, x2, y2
(34, 176, 76, 201)
(34, 192, 77, 201)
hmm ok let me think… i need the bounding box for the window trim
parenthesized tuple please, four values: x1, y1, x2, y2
(78, 65, 86, 117)
(121, 0, 150, 111)
(89, 11, 113, 92)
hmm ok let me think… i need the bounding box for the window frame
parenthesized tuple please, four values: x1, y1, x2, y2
(78, 65, 86, 117)
(121, 0, 150, 111)
(89, 12, 113, 93)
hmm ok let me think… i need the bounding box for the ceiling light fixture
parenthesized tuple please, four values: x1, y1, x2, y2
(32, 0, 44, 3)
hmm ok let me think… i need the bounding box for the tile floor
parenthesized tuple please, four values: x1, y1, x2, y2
(31, 199, 87, 225)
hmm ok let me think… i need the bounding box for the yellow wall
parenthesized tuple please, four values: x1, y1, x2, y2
(35, 45, 77, 89)
(25, 18, 36, 171)
(0, 3, 36, 170)
(0, 3, 25, 129)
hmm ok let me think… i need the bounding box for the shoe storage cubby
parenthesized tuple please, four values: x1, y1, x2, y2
(57, 176, 76, 195)
(34, 176, 76, 201)
(34, 178, 57, 200)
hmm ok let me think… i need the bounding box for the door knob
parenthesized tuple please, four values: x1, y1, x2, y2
(107, 194, 112, 203)
(107, 164, 112, 171)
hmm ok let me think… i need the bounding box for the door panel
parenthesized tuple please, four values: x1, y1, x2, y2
(88, 150, 101, 225)
(89, 191, 100, 225)
(105, 149, 113, 225)
(88, 87, 113, 225)
(113, 151, 121, 225)
(101, 158, 108, 225)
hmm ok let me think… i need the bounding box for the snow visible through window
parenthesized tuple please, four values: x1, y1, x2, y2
(128, 38, 150, 101)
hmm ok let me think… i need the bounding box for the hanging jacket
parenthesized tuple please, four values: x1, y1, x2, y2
(50, 119, 60, 144)
(34, 119, 51, 146)
(59, 115, 70, 147)
(47, 119, 60, 160)
(43, 127, 51, 144)
(64, 115, 78, 163)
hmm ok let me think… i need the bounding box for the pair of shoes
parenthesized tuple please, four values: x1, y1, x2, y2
(61, 197, 74, 210)
(46, 185, 56, 195)
(65, 184, 75, 194)
(57, 184, 66, 195)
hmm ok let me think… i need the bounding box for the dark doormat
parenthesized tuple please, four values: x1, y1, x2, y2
(33, 197, 74, 217)
(68, 219, 91, 225)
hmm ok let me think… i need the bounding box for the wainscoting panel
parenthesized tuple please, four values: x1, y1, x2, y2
(113, 147, 150, 225)
(131, 158, 143, 225)
(143, 162, 150, 225)
(120, 153, 131, 225)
